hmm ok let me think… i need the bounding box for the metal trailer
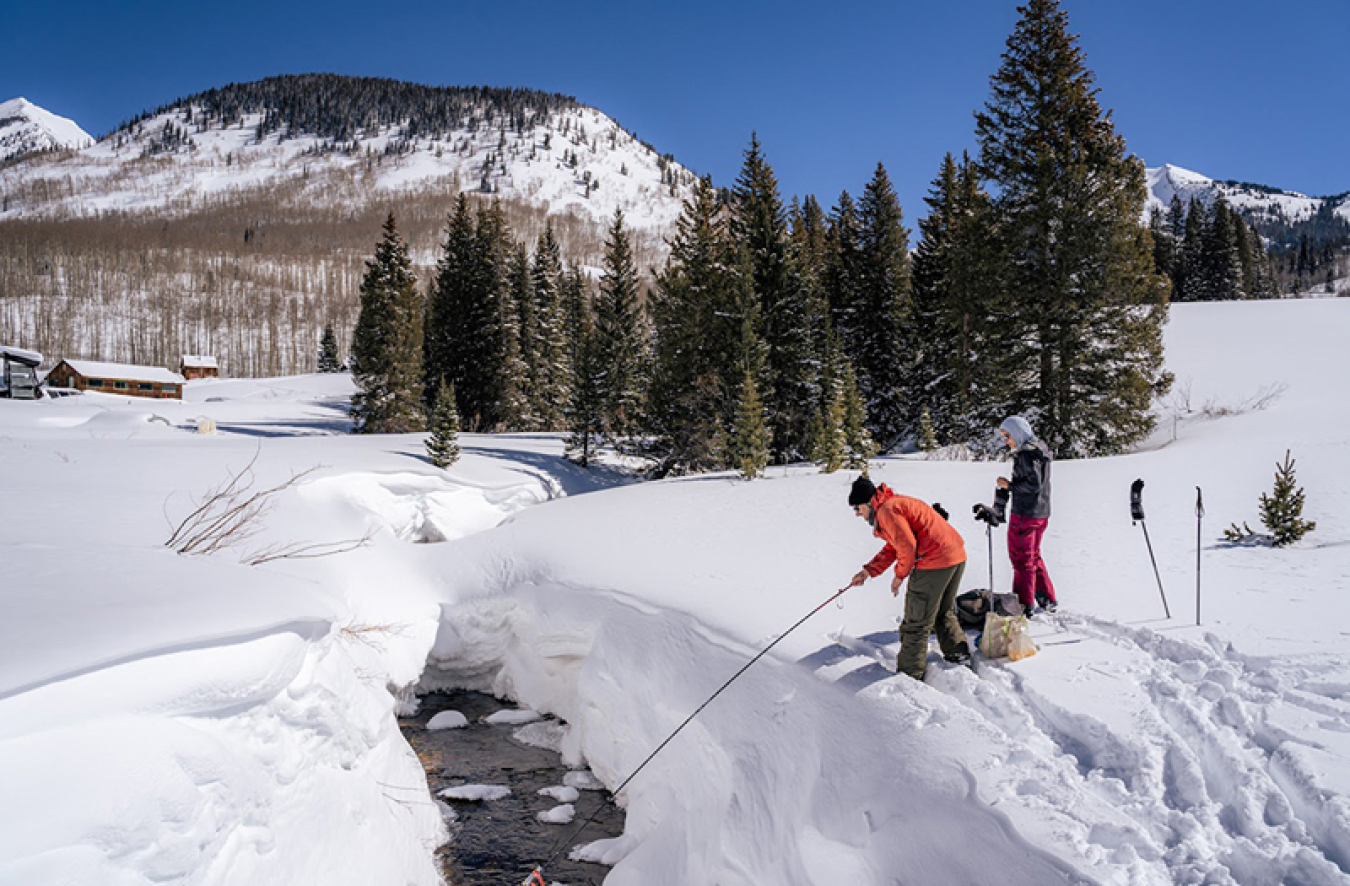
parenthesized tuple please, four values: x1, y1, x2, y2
(0, 346, 44, 399)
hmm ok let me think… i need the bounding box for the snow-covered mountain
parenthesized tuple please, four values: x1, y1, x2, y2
(0, 97, 92, 163)
(1146, 162, 1350, 227)
(0, 77, 696, 244)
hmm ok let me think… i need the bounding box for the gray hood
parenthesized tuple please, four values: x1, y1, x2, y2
(1000, 415, 1035, 448)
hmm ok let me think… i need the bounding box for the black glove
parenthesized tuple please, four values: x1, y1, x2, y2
(972, 503, 1002, 526)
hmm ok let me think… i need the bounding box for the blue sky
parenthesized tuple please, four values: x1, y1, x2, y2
(2, 0, 1345, 220)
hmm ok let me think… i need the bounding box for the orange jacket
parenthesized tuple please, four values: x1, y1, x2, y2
(863, 484, 966, 579)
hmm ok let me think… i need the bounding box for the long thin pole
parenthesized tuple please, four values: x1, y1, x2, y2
(987, 522, 994, 593)
(1140, 520, 1171, 619)
(1195, 486, 1204, 626)
(529, 584, 855, 883)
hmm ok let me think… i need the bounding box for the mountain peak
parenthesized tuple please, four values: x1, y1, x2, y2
(0, 97, 92, 162)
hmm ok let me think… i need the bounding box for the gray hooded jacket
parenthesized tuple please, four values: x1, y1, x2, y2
(1001, 416, 1052, 519)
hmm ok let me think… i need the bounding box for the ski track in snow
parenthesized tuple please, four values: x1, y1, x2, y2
(818, 615, 1350, 884)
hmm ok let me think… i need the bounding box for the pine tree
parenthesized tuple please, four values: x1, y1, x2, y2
(840, 358, 876, 471)
(317, 324, 342, 372)
(425, 197, 525, 431)
(918, 406, 939, 452)
(911, 152, 1010, 448)
(728, 375, 771, 479)
(508, 242, 540, 428)
(648, 177, 755, 475)
(1167, 194, 1188, 301)
(1179, 197, 1209, 302)
(1204, 200, 1244, 300)
(731, 134, 817, 462)
(1259, 450, 1316, 546)
(566, 307, 606, 467)
(853, 163, 913, 448)
(824, 191, 864, 355)
(424, 196, 473, 408)
(531, 222, 570, 430)
(790, 193, 834, 378)
(974, 0, 1171, 456)
(426, 378, 461, 468)
(807, 332, 848, 473)
(350, 213, 426, 434)
(595, 209, 646, 443)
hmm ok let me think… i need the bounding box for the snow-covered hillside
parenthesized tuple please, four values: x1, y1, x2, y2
(1147, 162, 1350, 226)
(2, 298, 1348, 885)
(0, 85, 696, 244)
(0, 97, 92, 163)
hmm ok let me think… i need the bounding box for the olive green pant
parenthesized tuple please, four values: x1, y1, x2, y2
(897, 561, 969, 681)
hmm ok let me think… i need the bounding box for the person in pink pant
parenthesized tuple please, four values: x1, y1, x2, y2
(997, 416, 1058, 615)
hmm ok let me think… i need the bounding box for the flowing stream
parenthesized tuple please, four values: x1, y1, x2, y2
(401, 689, 625, 885)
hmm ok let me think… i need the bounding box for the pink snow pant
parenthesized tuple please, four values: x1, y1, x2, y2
(1008, 513, 1056, 610)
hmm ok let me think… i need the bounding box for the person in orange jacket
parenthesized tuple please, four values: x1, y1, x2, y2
(845, 475, 971, 680)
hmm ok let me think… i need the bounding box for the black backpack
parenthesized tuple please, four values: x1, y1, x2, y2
(954, 590, 990, 630)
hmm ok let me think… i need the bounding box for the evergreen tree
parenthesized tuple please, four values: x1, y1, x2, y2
(917, 406, 939, 452)
(824, 190, 864, 354)
(565, 296, 606, 467)
(974, 0, 1171, 455)
(731, 134, 817, 462)
(1204, 199, 1244, 300)
(648, 177, 755, 475)
(508, 242, 540, 427)
(911, 152, 1011, 447)
(425, 378, 461, 468)
(424, 197, 472, 408)
(350, 213, 425, 434)
(726, 362, 771, 479)
(1259, 450, 1316, 547)
(839, 358, 875, 470)
(561, 264, 592, 369)
(1179, 197, 1209, 301)
(806, 331, 846, 473)
(594, 209, 647, 442)
(1149, 205, 1175, 282)
(474, 202, 528, 430)
(425, 198, 525, 431)
(531, 222, 571, 429)
(790, 193, 835, 373)
(853, 163, 913, 448)
(1167, 194, 1188, 301)
(317, 324, 342, 372)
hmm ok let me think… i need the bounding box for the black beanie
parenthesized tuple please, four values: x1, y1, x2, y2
(848, 476, 876, 507)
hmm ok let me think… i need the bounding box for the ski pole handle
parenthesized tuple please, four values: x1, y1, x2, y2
(1130, 479, 1146, 522)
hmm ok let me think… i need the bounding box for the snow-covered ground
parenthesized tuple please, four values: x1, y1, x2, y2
(2, 298, 1349, 885)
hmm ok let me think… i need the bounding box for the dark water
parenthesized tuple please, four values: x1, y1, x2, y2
(400, 690, 625, 886)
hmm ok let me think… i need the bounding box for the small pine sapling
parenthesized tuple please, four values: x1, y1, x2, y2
(918, 406, 939, 453)
(727, 368, 771, 480)
(426, 379, 461, 469)
(1259, 450, 1316, 546)
(317, 325, 342, 372)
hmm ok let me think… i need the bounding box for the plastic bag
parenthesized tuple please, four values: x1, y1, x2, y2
(980, 612, 1012, 658)
(1007, 621, 1038, 662)
(980, 612, 1036, 661)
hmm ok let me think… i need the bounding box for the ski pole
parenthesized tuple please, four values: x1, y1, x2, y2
(528, 583, 856, 883)
(1130, 479, 1171, 619)
(1195, 486, 1204, 626)
(986, 522, 994, 593)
